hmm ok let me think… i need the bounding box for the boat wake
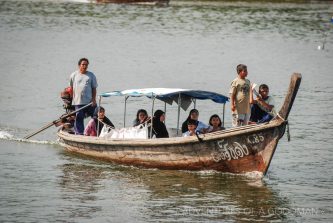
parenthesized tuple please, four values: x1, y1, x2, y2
(0, 130, 13, 139)
(66, 0, 92, 3)
(0, 130, 58, 145)
(243, 171, 264, 180)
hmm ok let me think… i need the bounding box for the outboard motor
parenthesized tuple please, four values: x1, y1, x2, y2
(59, 87, 75, 131)
(60, 87, 74, 113)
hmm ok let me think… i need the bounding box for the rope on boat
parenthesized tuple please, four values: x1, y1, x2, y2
(277, 113, 291, 142)
(195, 131, 204, 143)
(276, 113, 286, 121)
(286, 121, 291, 142)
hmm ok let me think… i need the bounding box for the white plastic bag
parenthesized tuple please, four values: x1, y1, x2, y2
(99, 124, 148, 139)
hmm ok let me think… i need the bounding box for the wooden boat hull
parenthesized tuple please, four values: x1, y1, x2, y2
(58, 73, 301, 175)
(59, 120, 285, 174)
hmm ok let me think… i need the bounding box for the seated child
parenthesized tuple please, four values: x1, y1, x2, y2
(183, 119, 199, 137)
(181, 109, 209, 133)
(208, 114, 225, 132)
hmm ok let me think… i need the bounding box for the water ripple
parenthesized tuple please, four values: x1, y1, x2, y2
(1, 0, 332, 42)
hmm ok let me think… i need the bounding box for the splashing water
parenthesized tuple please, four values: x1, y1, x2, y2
(0, 130, 14, 139)
(0, 129, 58, 145)
(243, 171, 264, 180)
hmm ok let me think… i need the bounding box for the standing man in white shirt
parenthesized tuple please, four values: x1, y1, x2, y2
(69, 58, 98, 135)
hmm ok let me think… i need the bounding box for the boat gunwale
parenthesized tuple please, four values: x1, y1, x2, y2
(57, 118, 285, 146)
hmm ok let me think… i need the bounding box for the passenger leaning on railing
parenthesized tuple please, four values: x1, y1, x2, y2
(133, 109, 150, 127)
(84, 106, 115, 137)
(249, 84, 276, 124)
(132, 109, 153, 138)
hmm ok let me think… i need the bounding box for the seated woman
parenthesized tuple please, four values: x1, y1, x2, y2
(152, 110, 169, 138)
(133, 109, 150, 127)
(183, 119, 199, 137)
(208, 114, 225, 132)
(181, 109, 209, 133)
(84, 106, 115, 136)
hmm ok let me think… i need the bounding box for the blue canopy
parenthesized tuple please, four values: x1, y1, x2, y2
(99, 88, 228, 111)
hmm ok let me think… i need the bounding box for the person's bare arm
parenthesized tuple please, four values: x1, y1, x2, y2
(92, 88, 97, 106)
(250, 84, 254, 104)
(256, 97, 273, 111)
(230, 93, 236, 112)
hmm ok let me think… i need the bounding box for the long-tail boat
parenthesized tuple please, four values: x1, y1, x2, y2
(58, 73, 301, 175)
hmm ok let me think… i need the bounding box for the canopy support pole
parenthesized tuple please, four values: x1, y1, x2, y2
(222, 103, 225, 128)
(150, 95, 156, 138)
(124, 96, 129, 128)
(176, 93, 181, 136)
(97, 96, 102, 137)
(193, 99, 196, 109)
(164, 102, 167, 124)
